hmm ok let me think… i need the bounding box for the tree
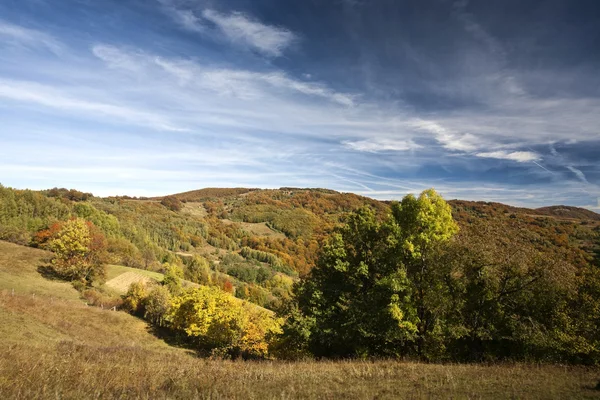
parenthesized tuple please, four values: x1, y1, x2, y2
(185, 255, 212, 285)
(123, 281, 148, 315)
(286, 189, 458, 359)
(292, 206, 417, 358)
(390, 189, 459, 357)
(163, 263, 184, 295)
(443, 222, 589, 362)
(161, 196, 183, 212)
(144, 285, 172, 327)
(48, 218, 107, 285)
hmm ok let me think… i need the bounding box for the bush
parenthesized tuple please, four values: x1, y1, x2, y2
(168, 286, 282, 358)
(122, 281, 148, 315)
(144, 286, 172, 327)
(161, 196, 183, 212)
(82, 288, 123, 309)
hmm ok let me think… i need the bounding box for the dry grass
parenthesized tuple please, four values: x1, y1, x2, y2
(104, 264, 164, 282)
(2, 240, 600, 399)
(181, 201, 208, 218)
(0, 241, 80, 301)
(1, 339, 599, 399)
(221, 218, 286, 239)
(105, 271, 157, 294)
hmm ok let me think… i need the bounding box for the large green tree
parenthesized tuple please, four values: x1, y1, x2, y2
(290, 189, 458, 358)
(390, 189, 459, 357)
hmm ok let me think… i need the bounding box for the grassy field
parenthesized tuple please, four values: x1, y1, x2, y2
(105, 264, 165, 282)
(1, 240, 600, 399)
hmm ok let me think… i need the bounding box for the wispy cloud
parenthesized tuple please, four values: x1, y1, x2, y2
(0, 20, 62, 53)
(0, 79, 186, 131)
(158, 2, 296, 57)
(92, 45, 143, 72)
(343, 138, 421, 152)
(202, 9, 296, 57)
(410, 119, 481, 152)
(475, 150, 541, 162)
(93, 45, 353, 106)
(566, 165, 589, 184)
(157, 0, 204, 33)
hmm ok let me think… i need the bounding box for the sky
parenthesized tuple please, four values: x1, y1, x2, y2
(0, 0, 599, 208)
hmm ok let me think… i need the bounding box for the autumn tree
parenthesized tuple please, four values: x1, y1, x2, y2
(48, 218, 107, 285)
(163, 263, 184, 295)
(161, 196, 183, 212)
(144, 285, 172, 327)
(122, 281, 148, 315)
(168, 286, 282, 358)
(390, 189, 459, 357)
(291, 206, 417, 358)
(286, 189, 458, 358)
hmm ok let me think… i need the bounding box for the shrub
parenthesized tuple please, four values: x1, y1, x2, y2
(144, 286, 172, 327)
(122, 281, 148, 315)
(168, 286, 282, 358)
(161, 196, 183, 212)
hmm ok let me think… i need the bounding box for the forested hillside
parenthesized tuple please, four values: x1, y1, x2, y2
(1, 184, 600, 363)
(1, 184, 598, 312)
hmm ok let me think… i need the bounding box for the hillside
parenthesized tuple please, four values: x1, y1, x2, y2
(0, 240, 179, 350)
(2, 232, 600, 399)
(1, 184, 599, 314)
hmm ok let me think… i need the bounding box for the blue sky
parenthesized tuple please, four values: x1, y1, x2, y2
(0, 0, 599, 208)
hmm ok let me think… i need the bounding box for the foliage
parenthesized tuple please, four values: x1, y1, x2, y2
(44, 187, 93, 202)
(167, 286, 282, 358)
(48, 218, 107, 285)
(122, 281, 148, 315)
(162, 263, 184, 295)
(143, 285, 172, 327)
(184, 255, 212, 285)
(161, 196, 183, 212)
(283, 189, 600, 363)
(292, 205, 418, 358)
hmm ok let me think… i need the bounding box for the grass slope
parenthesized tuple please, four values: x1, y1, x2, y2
(1, 240, 600, 399)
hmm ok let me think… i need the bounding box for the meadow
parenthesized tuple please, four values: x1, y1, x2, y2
(1, 240, 599, 399)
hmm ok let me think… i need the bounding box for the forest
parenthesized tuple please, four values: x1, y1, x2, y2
(0, 183, 599, 363)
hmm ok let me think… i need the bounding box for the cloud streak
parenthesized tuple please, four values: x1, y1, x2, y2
(202, 9, 296, 57)
(0, 20, 62, 53)
(158, 2, 296, 57)
(0, 0, 599, 209)
(475, 151, 541, 163)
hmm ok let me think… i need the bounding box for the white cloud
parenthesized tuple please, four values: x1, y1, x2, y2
(158, 2, 296, 57)
(202, 9, 296, 57)
(157, 0, 204, 32)
(475, 150, 540, 162)
(0, 21, 62, 53)
(0, 79, 186, 132)
(92, 45, 143, 72)
(93, 45, 354, 105)
(566, 165, 588, 183)
(343, 138, 422, 152)
(410, 119, 480, 151)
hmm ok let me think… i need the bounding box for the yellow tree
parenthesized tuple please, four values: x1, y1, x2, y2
(168, 286, 281, 358)
(49, 218, 107, 285)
